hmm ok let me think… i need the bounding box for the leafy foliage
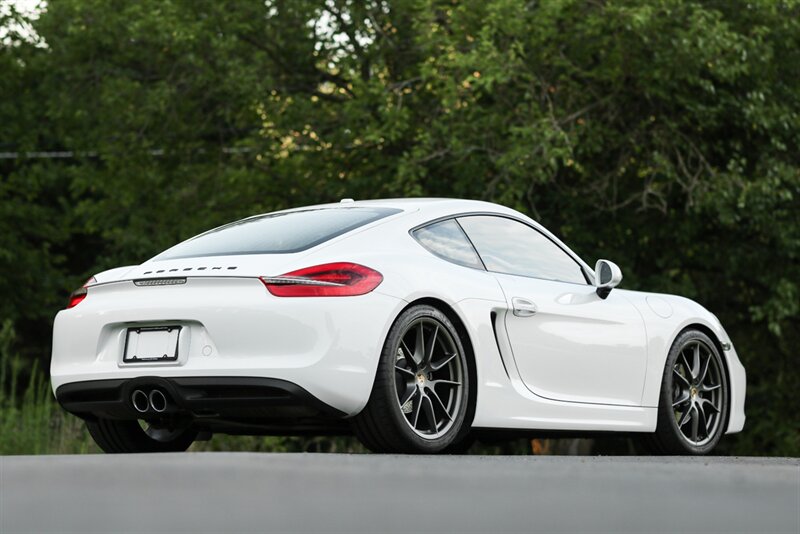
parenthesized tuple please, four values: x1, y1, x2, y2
(1, 0, 797, 455)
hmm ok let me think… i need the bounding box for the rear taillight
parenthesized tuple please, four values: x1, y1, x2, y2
(66, 276, 97, 309)
(67, 288, 87, 309)
(260, 262, 383, 297)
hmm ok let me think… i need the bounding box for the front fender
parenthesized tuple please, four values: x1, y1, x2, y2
(624, 291, 746, 433)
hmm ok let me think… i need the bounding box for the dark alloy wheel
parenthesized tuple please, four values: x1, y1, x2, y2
(352, 304, 471, 453)
(86, 418, 197, 453)
(649, 329, 729, 455)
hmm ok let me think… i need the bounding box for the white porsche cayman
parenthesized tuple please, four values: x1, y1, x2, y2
(51, 198, 745, 454)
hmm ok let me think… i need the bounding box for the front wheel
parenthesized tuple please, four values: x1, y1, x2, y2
(86, 418, 197, 453)
(649, 329, 729, 455)
(352, 304, 471, 453)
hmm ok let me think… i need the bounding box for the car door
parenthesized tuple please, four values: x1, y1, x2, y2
(457, 215, 648, 406)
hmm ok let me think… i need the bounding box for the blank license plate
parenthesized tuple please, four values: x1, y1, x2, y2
(123, 326, 182, 363)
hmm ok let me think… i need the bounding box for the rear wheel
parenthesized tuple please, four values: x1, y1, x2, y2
(86, 418, 197, 453)
(353, 304, 471, 453)
(649, 329, 729, 455)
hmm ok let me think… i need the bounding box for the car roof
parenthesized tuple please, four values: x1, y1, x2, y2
(292, 197, 516, 215)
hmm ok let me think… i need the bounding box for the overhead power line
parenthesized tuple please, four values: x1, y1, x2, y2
(0, 147, 253, 160)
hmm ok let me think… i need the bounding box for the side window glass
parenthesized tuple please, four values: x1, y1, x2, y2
(412, 219, 484, 270)
(457, 216, 586, 284)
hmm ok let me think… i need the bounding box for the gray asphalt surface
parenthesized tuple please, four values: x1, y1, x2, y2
(0, 454, 797, 533)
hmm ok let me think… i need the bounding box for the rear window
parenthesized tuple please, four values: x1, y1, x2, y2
(154, 207, 402, 260)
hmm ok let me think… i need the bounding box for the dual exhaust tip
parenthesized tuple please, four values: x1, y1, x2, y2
(131, 388, 168, 414)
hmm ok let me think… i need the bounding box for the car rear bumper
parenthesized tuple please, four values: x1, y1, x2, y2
(50, 277, 406, 416)
(57, 376, 345, 420)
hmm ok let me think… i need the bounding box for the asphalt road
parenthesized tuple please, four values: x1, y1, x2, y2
(1, 454, 797, 533)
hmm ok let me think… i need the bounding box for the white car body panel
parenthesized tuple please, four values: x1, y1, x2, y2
(51, 198, 745, 434)
(494, 274, 648, 406)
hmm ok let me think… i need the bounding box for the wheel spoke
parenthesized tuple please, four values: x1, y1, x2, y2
(410, 390, 423, 429)
(673, 367, 691, 388)
(672, 392, 691, 407)
(691, 343, 701, 380)
(695, 401, 709, 439)
(700, 383, 721, 392)
(400, 339, 417, 371)
(697, 397, 720, 414)
(690, 406, 699, 442)
(423, 324, 439, 366)
(395, 364, 415, 377)
(421, 395, 437, 432)
(431, 379, 461, 388)
(414, 322, 425, 365)
(698, 350, 711, 384)
(398, 384, 417, 407)
(678, 405, 693, 427)
(427, 386, 453, 422)
(431, 352, 457, 372)
(679, 352, 693, 380)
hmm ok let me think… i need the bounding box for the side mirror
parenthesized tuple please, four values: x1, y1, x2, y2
(594, 259, 623, 299)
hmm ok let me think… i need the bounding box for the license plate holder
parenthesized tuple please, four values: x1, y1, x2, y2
(123, 326, 182, 363)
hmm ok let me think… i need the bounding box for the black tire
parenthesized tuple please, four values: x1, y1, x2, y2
(441, 433, 476, 454)
(86, 418, 197, 453)
(352, 304, 472, 453)
(648, 329, 729, 455)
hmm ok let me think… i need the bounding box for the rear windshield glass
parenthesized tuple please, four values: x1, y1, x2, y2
(154, 207, 402, 260)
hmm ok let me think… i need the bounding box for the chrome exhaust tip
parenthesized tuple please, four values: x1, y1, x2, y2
(131, 389, 149, 413)
(149, 389, 168, 413)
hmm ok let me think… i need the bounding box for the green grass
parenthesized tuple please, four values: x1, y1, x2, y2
(0, 320, 98, 454)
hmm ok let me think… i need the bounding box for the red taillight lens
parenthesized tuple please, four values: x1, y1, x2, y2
(260, 262, 383, 297)
(67, 287, 87, 309)
(66, 276, 96, 309)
